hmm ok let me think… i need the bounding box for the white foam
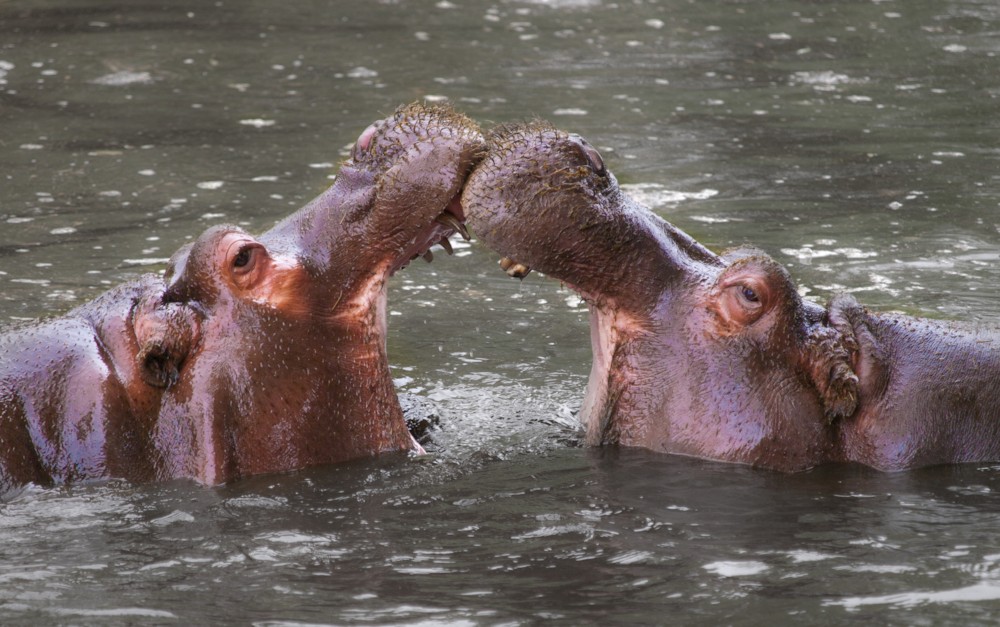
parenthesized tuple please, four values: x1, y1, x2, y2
(621, 183, 719, 207)
(826, 582, 1000, 610)
(703, 560, 770, 577)
(91, 71, 153, 86)
(239, 119, 275, 128)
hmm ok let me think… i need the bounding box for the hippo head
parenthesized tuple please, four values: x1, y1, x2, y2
(463, 122, 858, 470)
(145, 104, 484, 483)
(267, 102, 484, 308)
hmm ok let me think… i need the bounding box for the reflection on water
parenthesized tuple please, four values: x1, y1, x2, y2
(2, 0, 1000, 623)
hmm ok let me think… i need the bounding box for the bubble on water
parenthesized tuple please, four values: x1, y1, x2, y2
(943, 44, 968, 53)
(703, 560, 770, 577)
(200, 213, 226, 220)
(791, 71, 863, 89)
(621, 183, 719, 208)
(50, 227, 77, 235)
(769, 33, 791, 40)
(10, 279, 50, 286)
(645, 19, 664, 29)
(424, 94, 449, 103)
(565, 294, 583, 308)
(223, 495, 288, 509)
(138, 560, 181, 572)
(138, 169, 155, 176)
(825, 582, 1000, 610)
(7, 217, 33, 224)
(19, 144, 44, 150)
(239, 119, 275, 128)
(90, 71, 153, 86)
(832, 564, 916, 574)
(98, 190, 121, 197)
(0, 60, 12, 85)
(196, 181, 224, 190)
(251, 175, 278, 182)
(309, 162, 334, 169)
(123, 258, 171, 266)
(46, 290, 76, 301)
(781, 245, 877, 264)
(933, 151, 965, 158)
(786, 550, 838, 563)
(553, 108, 588, 116)
(608, 550, 655, 565)
(515, 0, 600, 5)
(347, 66, 378, 79)
(512, 523, 598, 541)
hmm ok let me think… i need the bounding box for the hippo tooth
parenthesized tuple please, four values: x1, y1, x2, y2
(434, 212, 471, 241)
(439, 238, 454, 255)
(499, 257, 531, 279)
(422, 250, 434, 263)
(508, 263, 531, 279)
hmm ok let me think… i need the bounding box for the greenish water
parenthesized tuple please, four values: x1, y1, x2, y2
(2, 0, 1000, 624)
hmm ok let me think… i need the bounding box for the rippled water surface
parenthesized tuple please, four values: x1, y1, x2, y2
(2, 0, 1000, 624)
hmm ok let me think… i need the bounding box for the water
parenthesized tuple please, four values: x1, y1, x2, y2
(2, 0, 1000, 623)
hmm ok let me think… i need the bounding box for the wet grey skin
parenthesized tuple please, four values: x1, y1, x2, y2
(462, 121, 1000, 472)
(0, 103, 485, 488)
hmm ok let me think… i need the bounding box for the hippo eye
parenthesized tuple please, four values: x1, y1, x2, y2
(233, 247, 252, 269)
(741, 285, 760, 303)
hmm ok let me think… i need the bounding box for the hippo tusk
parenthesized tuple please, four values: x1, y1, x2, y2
(434, 211, 470, 241)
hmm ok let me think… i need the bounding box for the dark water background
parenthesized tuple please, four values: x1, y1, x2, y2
(2, 0, 1000, 624)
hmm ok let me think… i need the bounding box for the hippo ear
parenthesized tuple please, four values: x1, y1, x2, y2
(799, 322, 859, 422)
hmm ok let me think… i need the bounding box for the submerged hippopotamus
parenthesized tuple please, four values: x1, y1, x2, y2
(0, 103, 483, 488)
(462, 121, 1000, 472)
(0, 276, 198, 490)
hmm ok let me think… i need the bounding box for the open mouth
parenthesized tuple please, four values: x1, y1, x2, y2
(388, 192, 470, 276)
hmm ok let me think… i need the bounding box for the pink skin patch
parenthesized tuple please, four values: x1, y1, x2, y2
(355, 123, 379, 154)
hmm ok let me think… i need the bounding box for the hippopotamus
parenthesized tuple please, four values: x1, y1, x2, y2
(462, 121, 1000, 472)
(0, 276, 199, 491)
(0, 103, 483, 488)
